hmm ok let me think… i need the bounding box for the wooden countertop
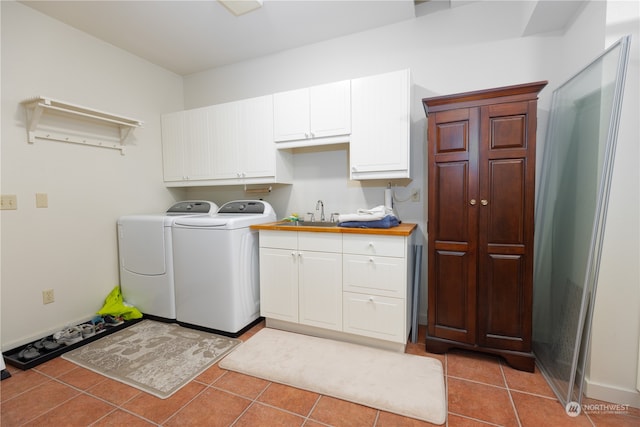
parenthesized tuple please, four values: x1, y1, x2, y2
(251, 221, 417, 236)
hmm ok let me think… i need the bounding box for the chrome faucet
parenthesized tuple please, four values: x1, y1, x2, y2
(316, 200, 325, 222)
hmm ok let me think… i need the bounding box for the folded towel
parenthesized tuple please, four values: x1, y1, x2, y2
(338, 215, 400, 229)
(337, 205, 393, 223)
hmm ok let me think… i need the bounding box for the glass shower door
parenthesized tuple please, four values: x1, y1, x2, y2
(533, 35, 630, 408)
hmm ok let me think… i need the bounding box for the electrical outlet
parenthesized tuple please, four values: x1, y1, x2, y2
(42, 289, 55, 304)
(0, 194, 17, 210)
(35, 193, 48, 208)
(411, 189, 420, 202)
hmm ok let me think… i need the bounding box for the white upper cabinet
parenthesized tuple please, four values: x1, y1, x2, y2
(162, 95, 292, 187)
(209, 95, 279, 181)
(274, 80, 351, 147)
(161, 107, 214, 182)
(350, 69, 411, 180)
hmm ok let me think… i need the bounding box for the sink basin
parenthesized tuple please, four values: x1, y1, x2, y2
(277, 221, 338, 228)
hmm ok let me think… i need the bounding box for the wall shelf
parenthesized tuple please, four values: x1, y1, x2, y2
(22, 96, 143, 155)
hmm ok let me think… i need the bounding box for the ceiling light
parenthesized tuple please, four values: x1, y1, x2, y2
(218, 0, 263, 16)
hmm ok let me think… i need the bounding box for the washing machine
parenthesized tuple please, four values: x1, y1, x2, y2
(171, 200, 276, 336)
(117, 200, 218, 320)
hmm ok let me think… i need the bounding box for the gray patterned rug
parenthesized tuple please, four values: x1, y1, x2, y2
(62, 320, 241, 398)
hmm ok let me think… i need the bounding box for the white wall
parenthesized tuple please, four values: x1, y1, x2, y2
(0, 1, 186, 349)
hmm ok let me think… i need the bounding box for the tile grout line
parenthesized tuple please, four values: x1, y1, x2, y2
(499, 360, 523, 427)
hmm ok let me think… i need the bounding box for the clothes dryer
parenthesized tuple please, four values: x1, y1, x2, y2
(117, 201, 218, 320)
(172, 200, 276, 335)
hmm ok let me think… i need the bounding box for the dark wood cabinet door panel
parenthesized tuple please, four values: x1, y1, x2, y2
(484, 158, 526, 245)
(434, 162, 470, 242)
(431, 249, 476, 343)
(478, 253, 530, 351)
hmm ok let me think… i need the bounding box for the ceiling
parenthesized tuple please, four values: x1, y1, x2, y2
(20, 0, 586, 76)
(21, 0, 420, 76)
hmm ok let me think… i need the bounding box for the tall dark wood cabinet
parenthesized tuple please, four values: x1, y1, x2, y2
(422, 81, 547, 372)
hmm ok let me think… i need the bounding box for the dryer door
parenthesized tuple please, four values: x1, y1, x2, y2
(118, 216, 167, 275)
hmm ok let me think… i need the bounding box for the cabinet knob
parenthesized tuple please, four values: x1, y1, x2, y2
(369, 296, 374, 302)
(470, 199, 477, 206)
(481, 199, 489, 206)
(369, 257, 374, 262)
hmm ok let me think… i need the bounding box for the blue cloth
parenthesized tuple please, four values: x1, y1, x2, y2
(338, 215, 400, 229)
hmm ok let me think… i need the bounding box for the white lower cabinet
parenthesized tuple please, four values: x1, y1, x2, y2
(259, 230, 412, 351)
(259, 231, 342, 330)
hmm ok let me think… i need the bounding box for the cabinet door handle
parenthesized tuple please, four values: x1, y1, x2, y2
(470, 199, 477, 206)
(368, 257, 374, 263)
(369, 296, 374, 302)
(481, 199, 489, 206)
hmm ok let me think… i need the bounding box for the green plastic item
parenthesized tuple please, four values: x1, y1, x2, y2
(97, 286, 143, 320)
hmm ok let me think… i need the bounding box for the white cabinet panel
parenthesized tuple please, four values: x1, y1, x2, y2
(343, 292, 405, 343)
(309, 80, 351, 139)
(342, 234, 405, 257)
(259, 247, 298, 322)
(161, 111, 185, 182)
(273, 88, 310, 142)
(274, 80, 351, 146)
(350, 69, 411, 180)
(239, 95, 276, 178)
(343, 254, 405, 298)
(161, 107, 214, 182)
(299, 250, 342, 331)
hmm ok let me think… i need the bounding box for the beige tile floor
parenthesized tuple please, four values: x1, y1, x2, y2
(1, 321, 638, 426)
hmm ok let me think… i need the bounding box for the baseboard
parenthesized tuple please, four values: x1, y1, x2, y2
(584, 377, 640, 409)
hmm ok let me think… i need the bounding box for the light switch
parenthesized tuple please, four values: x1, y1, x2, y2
(36, 193, 48, 208)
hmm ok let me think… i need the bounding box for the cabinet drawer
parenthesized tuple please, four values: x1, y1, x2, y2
(343, 234, 405, 257)
(343, 254, 406, 297)
(343, 292, 405, 343)
(259, 230, 297, 249)
(298, 232, 342, 252)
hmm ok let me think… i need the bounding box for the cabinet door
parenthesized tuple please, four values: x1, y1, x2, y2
(161, 111, 186, 182)
(238, 95, 276, 178)
(273, 88, 310, 142)
(477, 101, 535, 352)
(343, 292, 405, 343)
(309, 80, 351, 138)
(183, 106, 214, 180)
(259, 247, 299, 322)
(427, 107, 479, 344)
(350, 69, 410, 180)
(298, 250, 342, 331)
(209, 102, 241, 180)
